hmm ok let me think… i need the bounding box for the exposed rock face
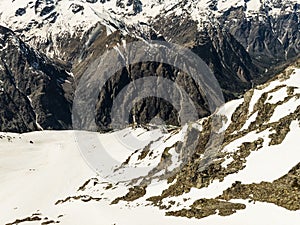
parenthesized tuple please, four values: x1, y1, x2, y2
(73, 33, 212, 131)
(166, 198, 246, 219)
(219, 163, 300, 211)
(151, 16, 259, 95)
(71, 17, 260, 131)
(0, 26, 74, 132)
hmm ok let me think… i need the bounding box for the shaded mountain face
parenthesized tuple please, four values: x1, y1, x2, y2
(219, 5, 300, 68)
(0, 26, 74, 132)
(150, 16, 259, 93)
(72, 24, 258, 130)
(0, 0, 299, 132)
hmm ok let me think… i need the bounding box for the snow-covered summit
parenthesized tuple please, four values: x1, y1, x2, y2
(0, 0, 298, 65)
(0, 0, 298, 43)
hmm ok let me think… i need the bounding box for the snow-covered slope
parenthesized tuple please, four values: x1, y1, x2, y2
(0, 0, 297, 32)
(0, 62, 299, 224)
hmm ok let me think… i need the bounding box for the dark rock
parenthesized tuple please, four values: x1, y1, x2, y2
(220, 6, 300, 69)
(15, 8, 26, 16)
(86, 0, 98, 3)
(0, 26, 74, 133)
(40, 5, 55, 16)
(70, 3, 84, 14)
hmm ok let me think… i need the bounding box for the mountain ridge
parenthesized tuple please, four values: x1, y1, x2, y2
(0, 0, 299, 132)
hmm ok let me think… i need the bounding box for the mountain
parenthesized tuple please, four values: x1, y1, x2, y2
(0, 59, 299, 224)
(0, 0, 298, 66)
(0, 25, 74, 132)
(0, 1, 299, 224)
(0, 0, 299, 132)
